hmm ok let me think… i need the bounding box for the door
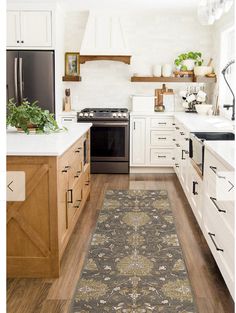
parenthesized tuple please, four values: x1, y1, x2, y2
(6, 51, 20, 105)
(19, 50, 55, 113)
(7, 11, 21, 47)
(131, 118, 146, 165)
(20, 11, 52, 47)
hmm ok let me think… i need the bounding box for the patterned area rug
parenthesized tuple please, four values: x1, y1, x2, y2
(70, 190, 197, 313)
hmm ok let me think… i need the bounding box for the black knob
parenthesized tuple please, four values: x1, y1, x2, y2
(21, 40, 24, 43)
(17, 40, 20, 43)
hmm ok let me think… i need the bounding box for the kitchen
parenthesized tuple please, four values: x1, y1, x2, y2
(1, 0, 235, 312)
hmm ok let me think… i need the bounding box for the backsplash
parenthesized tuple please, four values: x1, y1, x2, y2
(63, 10, 214, 111)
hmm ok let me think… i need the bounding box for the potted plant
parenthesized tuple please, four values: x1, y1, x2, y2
(175, 51, 203, 71)
(7, 99, 64, 134)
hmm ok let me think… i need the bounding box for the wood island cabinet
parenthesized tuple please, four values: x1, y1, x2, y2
(7, 130, 90, 278)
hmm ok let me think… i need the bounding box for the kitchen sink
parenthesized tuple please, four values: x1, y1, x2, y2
(191, 132, 235, 141)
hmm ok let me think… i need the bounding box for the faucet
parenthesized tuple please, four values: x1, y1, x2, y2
(222, 60, 235, 121)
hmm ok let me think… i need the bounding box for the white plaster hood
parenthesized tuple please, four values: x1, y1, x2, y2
(80, 11, 131, 64)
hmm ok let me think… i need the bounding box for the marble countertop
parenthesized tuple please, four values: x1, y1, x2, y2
(204, 141, 235, 170)
(7, 123, 92, 156)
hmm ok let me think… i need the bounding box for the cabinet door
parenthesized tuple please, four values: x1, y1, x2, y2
(7, 11, 21, 47)
(131, 118, 146, 165)
(188, 167, 202, 226)
(20, 11, 52, 47)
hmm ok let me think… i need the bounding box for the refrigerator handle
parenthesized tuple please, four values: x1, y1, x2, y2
(14, 58, 18, 103)
(19, 57, 23, 104)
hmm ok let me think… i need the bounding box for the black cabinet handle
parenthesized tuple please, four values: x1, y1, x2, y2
(210, 197, 226, 213)
(158, 137, 167, 140)
(181, 150, 186, 160)
(133, 122, 136, 130)
(208, 232, 224, 252)
(175, 127, 180, 130)
(185, 137, 189, 141)
(67, 189, 73, 203)
(17, 40, 20, 43)
(158, 155, 166, 158)
(210, 166, 217, 175)
(158, 122, 167, 125)
(175, 163, 179, 168)
(192, 181, 198, 195)
(21, 40, 24, 43)
(176, 143, 180, 147)
(75, 148, 82, 153)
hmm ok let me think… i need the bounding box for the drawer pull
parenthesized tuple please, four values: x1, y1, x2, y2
(75, 148, 82, 153)
(175, 163, 179, 168)
(181, 149, 186, 160)
(158, 137, 167, 140)
(74, 170, 81, 178)
(210, 197, 226, 213)
(172, 138, 176, 141)
(67, 189, 73, 204)
(63, 118, 73, 121)
(192, 181, 198, 195)
(185, 137, 189, 141)
(158, 122, 167, 125)
(172, 123, 176, 126)
(210, 166, 217, 175)
(208, 232, 224, 252)
(176, 144, 180, 147)
(175, 127, 180, 130)
(85, 181, 90, 186)
(157, 155, 166, 158)
(65, 166, 71, 169)
(180, 132, 185, 135)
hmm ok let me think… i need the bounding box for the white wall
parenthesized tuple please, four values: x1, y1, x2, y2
(212, 7, 234, 119)
(62, 10, 214, 111)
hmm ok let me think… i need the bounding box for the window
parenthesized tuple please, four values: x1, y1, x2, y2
(220, 26, 235, 118)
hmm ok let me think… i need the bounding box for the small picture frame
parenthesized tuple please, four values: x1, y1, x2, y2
(65, 52, 80, 77)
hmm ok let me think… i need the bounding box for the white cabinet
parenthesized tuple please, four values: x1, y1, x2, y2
(130, 115, 174, 168)
(203, 148, 234, 298)
(131, 118, 146, 165)
(7, 10, 52, 48)
(7, 11, 21, 47)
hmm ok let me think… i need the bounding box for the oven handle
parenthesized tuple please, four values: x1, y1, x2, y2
(91, 122, 129, 127)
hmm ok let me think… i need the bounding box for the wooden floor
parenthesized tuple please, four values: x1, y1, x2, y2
(7, 174, 234, 313)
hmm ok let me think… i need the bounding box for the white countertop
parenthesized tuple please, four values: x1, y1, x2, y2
(205, 141, 235, 170)
(174, 112, 234, 132)
(7, 123, 92, 156)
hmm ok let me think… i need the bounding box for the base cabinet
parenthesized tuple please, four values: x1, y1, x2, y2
(7, 130, 91, 278)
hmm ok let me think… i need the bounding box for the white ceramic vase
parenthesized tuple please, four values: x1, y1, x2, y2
(162, 64, 172, 77)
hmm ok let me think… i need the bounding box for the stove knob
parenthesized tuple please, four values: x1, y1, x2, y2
(113, 113, 117, 118)
(79, 113, 84, 117)
(118, 113, 122, 117)
(89, 112, 94, 117)
(122, 113, 127, 118)
(84, 112, 89, 117)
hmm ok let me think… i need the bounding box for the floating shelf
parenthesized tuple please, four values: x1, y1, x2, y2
(131, 76, 217, 83)
(80, 55, 131, 64)
(62, 76, 82, 82)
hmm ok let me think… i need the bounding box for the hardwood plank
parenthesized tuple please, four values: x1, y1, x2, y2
(7, 174, 234, 313)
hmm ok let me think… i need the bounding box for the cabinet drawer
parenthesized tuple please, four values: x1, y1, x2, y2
(203, 200, 234, 293)
(150, 118, 174, 129)
(150, 148, 173, 165)
(150, 130, 174, 147)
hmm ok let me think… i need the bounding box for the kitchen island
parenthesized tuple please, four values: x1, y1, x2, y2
(7, 123, 92, 278)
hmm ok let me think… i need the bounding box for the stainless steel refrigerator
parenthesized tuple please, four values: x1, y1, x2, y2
(7, 50, 55, 114)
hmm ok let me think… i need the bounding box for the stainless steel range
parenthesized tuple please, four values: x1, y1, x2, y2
(77, 108, 129, 174)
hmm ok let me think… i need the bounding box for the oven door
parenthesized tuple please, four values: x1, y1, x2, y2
(189, 133, 204, 174)
(90, 121, 129, 162)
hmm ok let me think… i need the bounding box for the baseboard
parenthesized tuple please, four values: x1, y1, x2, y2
(130, 167, 175, 173)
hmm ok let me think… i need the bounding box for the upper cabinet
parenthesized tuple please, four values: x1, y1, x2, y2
(7, 10, 52, 48)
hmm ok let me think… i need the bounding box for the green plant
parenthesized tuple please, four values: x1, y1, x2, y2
(175, 51, 203, 70)
(7, 99, 64, 134)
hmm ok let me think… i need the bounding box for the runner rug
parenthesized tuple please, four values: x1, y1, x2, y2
(70, 190, 197, 313)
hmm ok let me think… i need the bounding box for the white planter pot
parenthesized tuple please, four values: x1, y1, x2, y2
(182, 59, 195, 71)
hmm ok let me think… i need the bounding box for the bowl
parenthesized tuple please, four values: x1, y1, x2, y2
(194, 66, 213, 76)
(195, 104, 212, 115)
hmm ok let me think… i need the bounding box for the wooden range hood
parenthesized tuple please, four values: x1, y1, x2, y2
(80, 11, 131, 65)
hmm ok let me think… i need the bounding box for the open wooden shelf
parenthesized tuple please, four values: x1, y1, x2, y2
(131, 76, 217, 83)
(80, 55, 131, 64)
(62, 76, 82, 82)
